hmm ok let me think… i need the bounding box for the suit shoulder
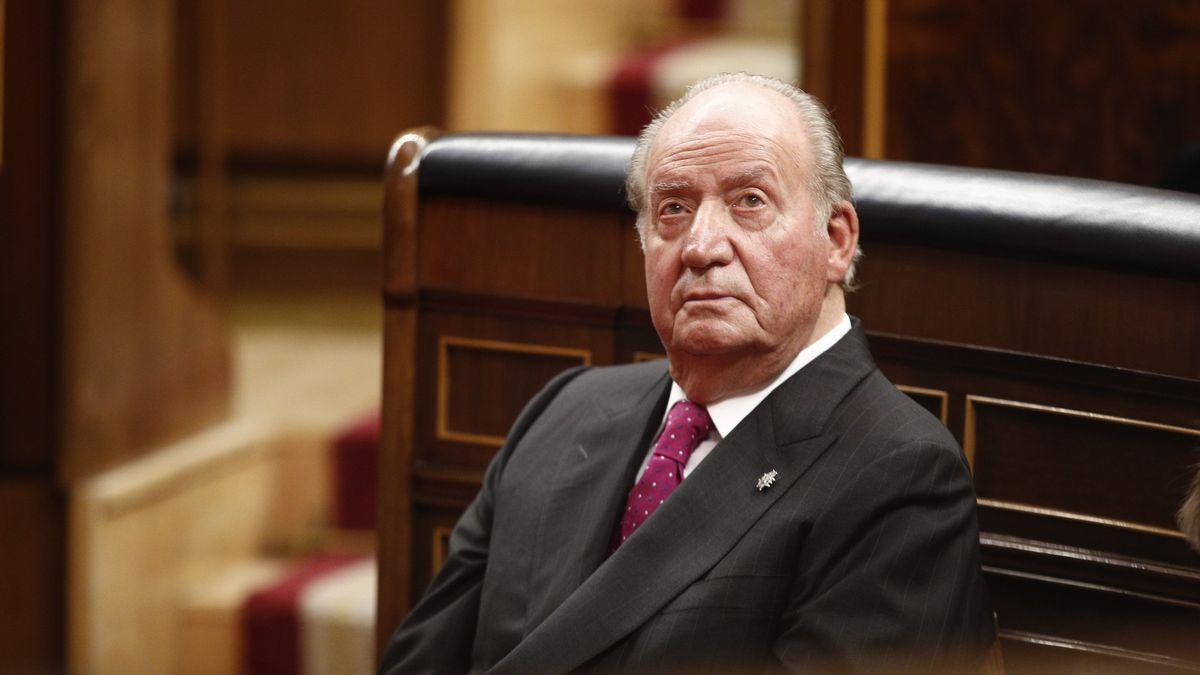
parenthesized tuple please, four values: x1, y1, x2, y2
(514, 360, 668, 430)
(558, 358, 669, 400)
(836, 369, 961, 457)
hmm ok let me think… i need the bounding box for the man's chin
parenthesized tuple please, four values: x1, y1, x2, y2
(668, 328, 755, 357)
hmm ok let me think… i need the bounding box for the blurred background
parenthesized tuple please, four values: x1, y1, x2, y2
(2, 0, 1198, 673)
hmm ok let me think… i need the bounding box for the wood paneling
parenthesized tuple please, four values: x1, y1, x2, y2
(381, 129, 437, 299)
(174, 173, 385, 290)
(620, 215, 650, 308)
(177, 0, 446, 163)
(1, 1, 6, 163)
(989, 570, 1200, 667)
(1, 0, 57, 471)
(376, 130, 429, 654)
(867, 329, 1200, 571)
(802, 0, 867, 157)
(59, 0, 230, 481)
(981, 531, 1200, 606)
(0, 2, 63, 671)
(411, 507, 467, 601)
(865, 327, 1200, 667)
(847, 240, 1200, 380)
(419, 199, 627, 305)
(0, 480, 64, 672)
(804, 1, 1200, 185)
(897, 385, 948, 424)
(378, 307, 417, 657)
(883, 0, 1200, 186)
(415, 305, 615, 472)
(866, 332, 1200, 438)
(173, 1, 448, 291)
(431, 526, 452, 573)
(968, 396, 1200, 534)
(438, 336, 591, 447)
(999, 631, 1199, 675)
(190, 0, 230, 297)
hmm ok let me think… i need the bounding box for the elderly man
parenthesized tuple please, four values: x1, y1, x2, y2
(380, 73, 995, 674)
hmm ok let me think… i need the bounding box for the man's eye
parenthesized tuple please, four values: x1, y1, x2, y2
(661, 202, 685, 216)
(739, 193, 764, 207)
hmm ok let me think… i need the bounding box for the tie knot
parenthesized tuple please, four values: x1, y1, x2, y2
(653, 400, 713, 464)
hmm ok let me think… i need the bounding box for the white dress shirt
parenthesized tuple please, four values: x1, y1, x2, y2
(636, 314, 852, 482)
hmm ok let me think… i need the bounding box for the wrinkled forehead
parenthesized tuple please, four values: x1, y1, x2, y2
(647, 83, 811, 177)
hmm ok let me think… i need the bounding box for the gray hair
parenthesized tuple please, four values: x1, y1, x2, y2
(625, 72, 862, 290)
(1181, 464, 1200, 552)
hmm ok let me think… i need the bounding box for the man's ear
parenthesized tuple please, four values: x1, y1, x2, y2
(825, 200, 860, 284)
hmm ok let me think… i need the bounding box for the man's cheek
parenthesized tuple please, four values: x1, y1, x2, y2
(647, 271, 674, 308)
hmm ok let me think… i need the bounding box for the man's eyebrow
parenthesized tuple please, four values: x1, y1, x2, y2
(720, 167, 775, 190)
(649, 179, 691, 196)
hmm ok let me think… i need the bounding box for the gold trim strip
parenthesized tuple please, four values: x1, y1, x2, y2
(437, 335, 592, 447)
(895, 384, 949, 425)
(862, 0, 888, 158)
(978, 498, 1186, 540)
(985, 566, 1200, 610)
(999, 629, 1200, 669)
(963, 394, 978, 470)
(966, 395, 1198, 538)
(633, 351, 665, 363)
(964, 393, 1200, 473)
(967, 395, 1200, 437)
(432, 526, 453, 573)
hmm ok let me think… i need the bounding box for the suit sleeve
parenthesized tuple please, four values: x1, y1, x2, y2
(773, 440, 995, 674)
(378, 366, 589, 675)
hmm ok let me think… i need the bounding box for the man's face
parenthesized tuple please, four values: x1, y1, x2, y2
(642, 84, 835, 364)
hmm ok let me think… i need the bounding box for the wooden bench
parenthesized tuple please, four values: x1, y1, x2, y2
(378, 130, 1200, 672)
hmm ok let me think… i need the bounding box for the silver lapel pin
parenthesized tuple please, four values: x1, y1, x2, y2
(756, 469, 778, 492)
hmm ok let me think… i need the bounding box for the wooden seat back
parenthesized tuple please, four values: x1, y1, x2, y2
(378, 130, 1200, 671)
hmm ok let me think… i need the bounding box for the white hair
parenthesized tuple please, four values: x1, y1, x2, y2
(1181, 464, 1200, 552)
(625, 72, 862, 290)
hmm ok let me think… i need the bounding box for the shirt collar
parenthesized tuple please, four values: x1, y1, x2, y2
(663, 313, 852, 439)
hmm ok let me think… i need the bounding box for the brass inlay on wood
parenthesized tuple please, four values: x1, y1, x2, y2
(895, 384, 949, 424)
(437, 335, 592, 447)
(431, 526, 453, 573)
(980, 533, 1200, 578)
(986, 566, 1200, 610)
(977, 498, 1186, 540)
(999, 629, 1200, 669)
(633, 351, 665, 363)
(965, 394, 1199, 539)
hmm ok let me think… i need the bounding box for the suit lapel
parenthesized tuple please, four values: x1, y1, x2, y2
(491, 322, 878, 675)
(522, 367, 671, 632)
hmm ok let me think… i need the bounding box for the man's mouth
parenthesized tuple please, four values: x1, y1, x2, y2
(681, 291, 735, 304)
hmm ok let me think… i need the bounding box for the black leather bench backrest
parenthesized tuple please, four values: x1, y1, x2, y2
(418, 132, 1200, 277)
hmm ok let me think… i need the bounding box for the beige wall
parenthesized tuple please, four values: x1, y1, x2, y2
(69, 420, 330, 674)
(447, 0, 671, 133)
(446, 0, 801, 134)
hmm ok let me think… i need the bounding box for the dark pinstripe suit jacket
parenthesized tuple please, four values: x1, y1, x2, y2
(380, 321, 995, 674)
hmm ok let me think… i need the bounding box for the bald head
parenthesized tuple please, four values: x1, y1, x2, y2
(649, 82, 808, 159)
(647, 82, 812, 196)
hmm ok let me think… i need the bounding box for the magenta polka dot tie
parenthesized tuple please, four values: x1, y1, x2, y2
(610, 400, 713, 553)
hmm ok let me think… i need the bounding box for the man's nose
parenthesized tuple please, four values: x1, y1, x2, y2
(681, 200, 734, 269)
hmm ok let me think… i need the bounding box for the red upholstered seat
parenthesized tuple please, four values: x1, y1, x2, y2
(241, 554, 366, 675)
(332, 410, 381, 531)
